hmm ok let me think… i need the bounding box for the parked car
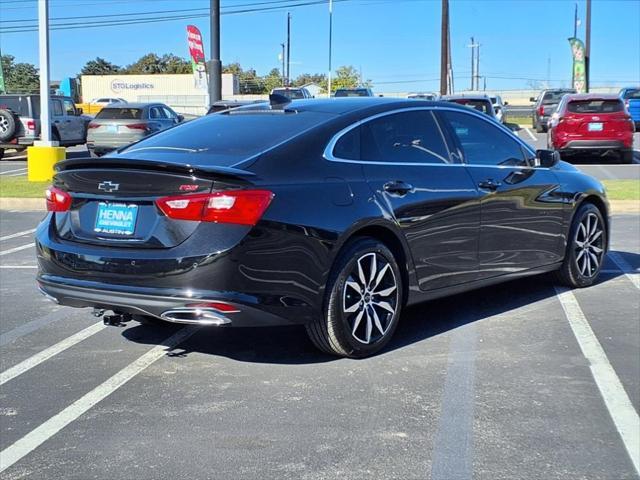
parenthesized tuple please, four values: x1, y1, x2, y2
(530, 88, 576, 133)
(207, 100, 267, 115)
(86, 103, 184, 156)
(619, 87, 640, 131)
(489, 95, 508, 123)
(0, 94, 89, 160)
(407, 92, 439, 100)
(441, 94, 497, 120)
(270, 87, 313, 99)
(334, 88, 374, 97)
(89, 97, 128, 106)
(37, 98, 609, 358)
(548, 93, 634, 163)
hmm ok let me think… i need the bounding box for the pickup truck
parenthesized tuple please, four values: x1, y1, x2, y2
(0, 94, 90, 160)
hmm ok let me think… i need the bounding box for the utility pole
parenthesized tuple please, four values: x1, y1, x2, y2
(38, 0, 52, 144)
(328, 0, 333, 97)
(286, 12, 291, 86)
(573, 2, 578, 38)
(447, 20, 454, 94)
(280, 43, 286, 86)
(585, 0, 591, 92)
(208, 0, 221, 103)
(439, 0, 449, 96)
(475, 42, 480, 90)
(468, 37, 475, 90)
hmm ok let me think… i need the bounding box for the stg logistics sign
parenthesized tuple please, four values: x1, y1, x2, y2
(110, 79, 154, 93)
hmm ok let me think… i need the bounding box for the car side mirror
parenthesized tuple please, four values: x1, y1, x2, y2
(536, 149, 560, 168)
(529, 97, 536, 102)
(76, 107, 83, 115)
(177, 114, 184, 123)
(503, 101, 509, 106)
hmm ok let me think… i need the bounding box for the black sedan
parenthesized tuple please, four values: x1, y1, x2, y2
(36, 98, 609, 358)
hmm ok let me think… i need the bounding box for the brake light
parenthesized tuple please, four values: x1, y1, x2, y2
(45, 186, 72, 212)
(186, 302, 240, 313)
(125, 123, 149, 130)
(537, 105, 545, 116)
(26, 120, 36, 131)
(155, 190, 274, 226)
(87, 122, 99, 129)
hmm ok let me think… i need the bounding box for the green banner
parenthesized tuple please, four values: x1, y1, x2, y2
(0, 47, 5, 94)
(568, 37, 586, 93)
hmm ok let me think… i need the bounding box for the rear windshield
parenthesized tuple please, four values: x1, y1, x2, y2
(0, 96, 32, 116)
(335, 89, 370, 97)
(542, 91, 574, 104)
(567, 100, 624, 113)
(622, 89, 640, 100)
(449, 99, 491, 115)
(272, 89, 305, 100)
(96, 108, 144, 120)
(118, 110, 335, 166)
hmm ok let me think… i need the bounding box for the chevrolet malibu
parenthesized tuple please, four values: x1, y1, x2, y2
(37, 98, 609, 358)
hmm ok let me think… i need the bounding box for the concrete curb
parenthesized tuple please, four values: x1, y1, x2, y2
(1, 197, 638, 214)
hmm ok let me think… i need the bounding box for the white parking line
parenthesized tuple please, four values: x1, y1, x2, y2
(4, 172, 27, 177)
(609, 252, 639, 290)
(0, 229, 36, 242)
(0, 326, 197, 473)
(0, 243, 33, 256)
(0, 265, 37, 269)
(555, 286, 640, 475)
(524, 127, 537, 141)
(0, 322, 106, 387)
(0, 308, 69, 347)
(0, 167, 28, 176)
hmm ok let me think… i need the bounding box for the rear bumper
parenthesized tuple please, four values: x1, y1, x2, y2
(37, 275, 306, 327)
(560, 140, 627, 150)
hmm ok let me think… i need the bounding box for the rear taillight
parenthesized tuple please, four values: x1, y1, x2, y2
(125, 123, 149, 130)
(155, 190, 274, 226)
(26, 120, 36, 131)
(45, 186, 72, 212)
(87, 122, 99, 129)
(537, 106, 545, 116)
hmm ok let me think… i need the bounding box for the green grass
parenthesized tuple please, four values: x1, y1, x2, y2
(506, 116, 532, 126)
(602, 180, 640, 201)
(0, 176, 50, 198)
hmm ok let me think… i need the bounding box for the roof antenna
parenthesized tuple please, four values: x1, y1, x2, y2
(269, 93, 291, 109)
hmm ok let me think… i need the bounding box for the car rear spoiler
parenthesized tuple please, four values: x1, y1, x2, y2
(55, 156, 256, 179)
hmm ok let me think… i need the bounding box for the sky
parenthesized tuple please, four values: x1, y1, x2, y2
(0, 0, 638, 93)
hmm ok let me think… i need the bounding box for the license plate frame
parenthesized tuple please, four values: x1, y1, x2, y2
(94, 202, 138, 236)
(588, 122, 603, 132)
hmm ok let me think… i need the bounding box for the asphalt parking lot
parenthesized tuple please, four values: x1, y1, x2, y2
(1, 212, 639, 477)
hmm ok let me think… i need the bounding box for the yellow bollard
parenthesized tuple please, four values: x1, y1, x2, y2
(27, 146, 66, 182)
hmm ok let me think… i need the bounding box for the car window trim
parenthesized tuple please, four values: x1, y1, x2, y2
(324, 106, 537, 168)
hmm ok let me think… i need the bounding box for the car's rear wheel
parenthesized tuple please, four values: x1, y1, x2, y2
(306, 238, 403, 358)
(0, 109, 17, 142)
(554, 203, 606, 288)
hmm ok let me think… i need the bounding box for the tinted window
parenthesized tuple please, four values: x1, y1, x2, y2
(333, 127, 360, 160)
(162, 107, 176, 119)
(360, 110, 450, 164)
(52, 100, 63, 116)
(567, 100, 624, 113)
(272, 89, 305, 100)
(448, 99, 492, 115)
(149, 107, 166, 119)
(441, 110, 527, 167)
(622, 89, 640, 100)
(0, 96, 31, 116)
(96, 108, 143, 120)
(63, 99, 75, 115)
(542, 91, 574, 104)
(335, 89, 371, 97)
(119, 110, 335, 166)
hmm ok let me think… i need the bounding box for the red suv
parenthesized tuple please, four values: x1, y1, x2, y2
(548, 94, 635, 163)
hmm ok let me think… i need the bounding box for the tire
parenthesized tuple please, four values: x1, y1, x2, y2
(0, 149, 4, 161)
(305, 237, 403, 358)
(535, 122, 544, 134)
(620, 150, 634, 164)
(554, 203, 606, 288)
(0, 109, 17, 142)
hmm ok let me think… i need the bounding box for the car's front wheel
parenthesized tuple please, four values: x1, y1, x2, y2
(306, 238, 403, 358)
(555, 203, 606, 288)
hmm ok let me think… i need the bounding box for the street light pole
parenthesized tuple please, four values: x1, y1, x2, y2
(37, 0, 52, 145)
(208, 0, 221, 103)
(439, 0, 449, 96)
(585, 0, 591, 92)
(281, 43, 286, 87)
(328, 0, 333, 97)
(286, 12, 291, 87)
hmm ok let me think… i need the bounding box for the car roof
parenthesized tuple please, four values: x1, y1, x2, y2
(563, 93, 622, 101)
(101, 102, 159, 109)
(442, 95, 491, 101)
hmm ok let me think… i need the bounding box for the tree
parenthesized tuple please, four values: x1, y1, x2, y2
(263, 68, 283, 93)
(331, 66, 361, 92)
(1, 55, 39, 93)
(122, 53, 191, 74)
(293, 73, 327, 90)
(80, 57, 121, 75)
(160, 54, 192, 74)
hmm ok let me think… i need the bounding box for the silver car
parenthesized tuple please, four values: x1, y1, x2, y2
(86, 103, 183, 156)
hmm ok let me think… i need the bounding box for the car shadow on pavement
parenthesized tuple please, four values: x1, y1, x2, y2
(121, 259, 631, 365)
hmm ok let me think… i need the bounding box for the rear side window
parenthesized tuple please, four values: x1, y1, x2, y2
(96, 108, 143, 120)
(0, 97, 31, 116)
(622, 89, 640, 100)
(359, 110, 450, 164)
(333, 127, 360, 160)
(441, 110, 527, 167)
(567, 100, 624, 113)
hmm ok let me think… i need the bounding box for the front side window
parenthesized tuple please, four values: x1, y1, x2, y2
(51, 100, 63, 116)
(63, 99, 76, 116)
(162, 107, 176, 119)
(359, 110, 450, 164)
(440, 110, 527, 167)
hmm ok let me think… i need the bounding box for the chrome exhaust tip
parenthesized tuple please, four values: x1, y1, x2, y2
(160, 308, 231, 326)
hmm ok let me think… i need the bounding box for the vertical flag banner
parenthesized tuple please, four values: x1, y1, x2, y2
(187, 25, 208, 91)
(0, 48, 5, 94)
(568, 37, 586, 93)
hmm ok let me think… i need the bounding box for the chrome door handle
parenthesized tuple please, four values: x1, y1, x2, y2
(383, 181, 414, 195)
(478, 179, 502, 191)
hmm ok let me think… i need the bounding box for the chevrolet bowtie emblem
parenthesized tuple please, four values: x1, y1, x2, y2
(98, 181, 120, 193)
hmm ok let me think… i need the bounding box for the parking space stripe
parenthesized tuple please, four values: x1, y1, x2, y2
(0, 243, 33, 256)
(0, 265, 37, 269)
(0, 322, 106, 387)
(0, 309, 71, 348)
(524, 127, 537, 141)
(555, 286, 640, 475)
(0, 168, 28, 176)
(609, 252, 639, 290)
(0, 326, 197, 473)
(0, 229, 36, 242)
(430, 323, 477, 480)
